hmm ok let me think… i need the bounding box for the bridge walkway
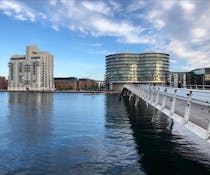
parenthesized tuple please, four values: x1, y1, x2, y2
(121, 84, 210, 143)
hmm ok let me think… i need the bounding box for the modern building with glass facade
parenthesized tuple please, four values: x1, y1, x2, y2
(186, 68, 210, 86)
(105, 52, 169, 90)
(8, 46, 54, 91)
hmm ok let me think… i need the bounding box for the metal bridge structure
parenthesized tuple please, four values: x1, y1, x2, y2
(120, 84, 210, 143)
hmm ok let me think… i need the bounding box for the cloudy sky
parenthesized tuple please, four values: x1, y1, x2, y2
(0, 0, 210, 80)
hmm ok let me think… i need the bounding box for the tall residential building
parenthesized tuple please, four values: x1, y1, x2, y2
(8, 46, 54, 91)
(105, 52, 169, 90)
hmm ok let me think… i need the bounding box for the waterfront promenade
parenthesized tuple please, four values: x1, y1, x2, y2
(121, 84, 210, 143)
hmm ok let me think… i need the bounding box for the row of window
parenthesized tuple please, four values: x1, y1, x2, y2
(106, 65, 169, 70)
(106, 62, 169, 67)
(106, 53, 169, 59)
(106, 77, 167, 81)
(106, 58, 169, 63)
(9, 62, 46, 83)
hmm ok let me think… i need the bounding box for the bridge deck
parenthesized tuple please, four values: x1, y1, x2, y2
(122, 84, 210, 143)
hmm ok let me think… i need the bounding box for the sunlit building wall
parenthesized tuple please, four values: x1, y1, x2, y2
(105, 52, 169, 90)
(8, 46, 54, 91)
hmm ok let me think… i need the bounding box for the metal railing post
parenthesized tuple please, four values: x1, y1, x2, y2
(155, 87, 160, 106)
(139, 86, 141, 96)
(161, 88, 167, 110)
(129, 92, 133, 102)
(151, 86, 155, 103)
(206, 121, 210, 140)
(141, 86, 144, 97)
(143, 86, 146, 98)
(135, 96, 139, 106)
(170, 89, 177, 115)
(184, 91, 192, 123)
(148, 86, 152, 102)
(146, 86, 149, 100)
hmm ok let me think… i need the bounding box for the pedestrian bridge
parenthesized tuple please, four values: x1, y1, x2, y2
(120, 84, 210, 143)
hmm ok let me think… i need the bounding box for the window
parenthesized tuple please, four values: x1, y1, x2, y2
(19, 62, 22, 73)
(10, 63, 13, 80)
(33, 62, 36, 75)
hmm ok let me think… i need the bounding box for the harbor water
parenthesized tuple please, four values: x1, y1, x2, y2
(0, 92, 210, 174)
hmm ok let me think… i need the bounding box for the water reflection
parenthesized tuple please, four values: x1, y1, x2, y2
(2, 92, 54, 174)
(104, 94, 144, 174)
(123, 97, 210, 175)
(9, 92, 53, 104)
(0, 93, 210, 174)
(7, 93, 53, 146)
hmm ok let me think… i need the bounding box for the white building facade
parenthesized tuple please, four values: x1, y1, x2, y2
(169, 72, 187, 88)
(8, 46, 54, 91)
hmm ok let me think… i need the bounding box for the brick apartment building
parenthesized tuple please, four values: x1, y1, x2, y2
(78, 78, 96, 90)
(0, 76, 7, 89)
(54, 77, 77, 90)
(54, 77, 97, 90)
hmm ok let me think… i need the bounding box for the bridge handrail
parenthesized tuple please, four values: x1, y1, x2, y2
(133, 85, 210, 106)
(122, 84, 210, 142)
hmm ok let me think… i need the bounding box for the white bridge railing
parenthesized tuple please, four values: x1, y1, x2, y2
(121, 84, 210, 143)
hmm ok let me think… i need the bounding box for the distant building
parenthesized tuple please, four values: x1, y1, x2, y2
(96, 80, 105, 90)
(78, 78, 96, 90)
(8, 45, 54, 91)
(187, 68, 210, 86)
(54, 77, 77, 90)
(105, 52, 169, 90)
(0, 76, 7, 89)
(169, 72, 187, 88)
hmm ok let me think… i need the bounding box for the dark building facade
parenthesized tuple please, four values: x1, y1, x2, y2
(186, 68, 210, 86)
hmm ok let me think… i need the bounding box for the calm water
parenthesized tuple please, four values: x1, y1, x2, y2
(0, 92, 210, 175)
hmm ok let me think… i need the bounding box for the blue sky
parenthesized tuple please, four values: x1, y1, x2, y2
(0, 0, 210, 80)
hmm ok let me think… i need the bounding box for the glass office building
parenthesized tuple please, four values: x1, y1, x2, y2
(105, 52, 169, 90)
(186, 68, 210, 86)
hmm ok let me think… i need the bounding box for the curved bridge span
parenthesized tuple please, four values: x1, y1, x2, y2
(120, 84, 210, 143)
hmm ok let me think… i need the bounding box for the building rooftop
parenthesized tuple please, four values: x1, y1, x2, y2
(54, 77, 77, 82)
(106, 52, 169, 57)
(11, 55, 25, 60)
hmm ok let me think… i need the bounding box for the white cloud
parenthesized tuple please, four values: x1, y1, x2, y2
(88, 43, 102, 47)
(108, 0, 121, 11)
(161, 1, 176, 10)
(0, 0, 36, 21)
(166, 40, 210, 70)
(49, 0, 58, 6)
(43, 0, 149, 44)
(170, 59, 176, 64)
(179, 0, 195, 14)
(191, 28, 208, 42)
(0, 0, 46, 22)
(81, 1, 111, 16)
(126, 0, 146, 12)
(1, 0, 210, 71)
